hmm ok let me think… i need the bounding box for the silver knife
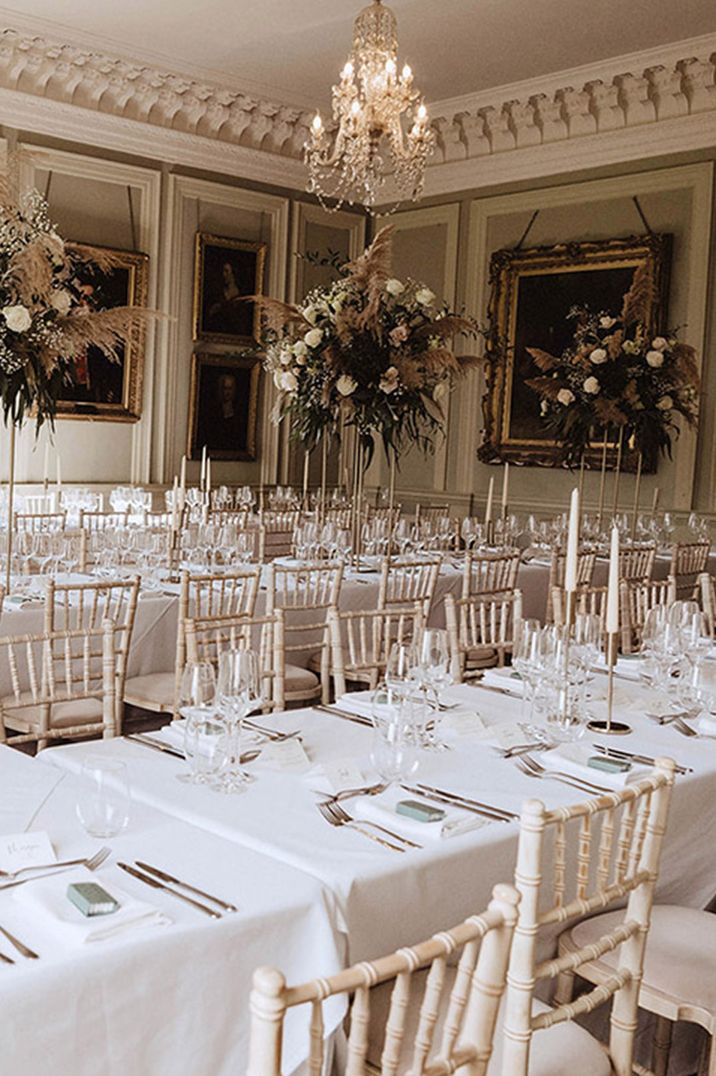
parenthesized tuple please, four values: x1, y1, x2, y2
(315, 704, 371, 727)
(0, 924, 38, 960)
(116, 862, 221, 919)
(135, 861, 238, 913)
(126, 734, 185, 759)
(400, 785, 512, 823)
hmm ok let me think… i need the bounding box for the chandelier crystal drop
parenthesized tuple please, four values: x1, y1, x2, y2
(305, 0, 435, 214)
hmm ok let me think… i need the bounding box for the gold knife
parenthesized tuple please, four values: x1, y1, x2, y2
(116, 862, 221, 919)
(135, 861, 238, 913)
(0, 924, 38, 959)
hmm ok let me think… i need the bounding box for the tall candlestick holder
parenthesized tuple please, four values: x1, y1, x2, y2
(587, 631, 631, 735)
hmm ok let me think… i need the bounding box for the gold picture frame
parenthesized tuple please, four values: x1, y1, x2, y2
(57, 242, 149, 422)
(188, 352, 260, 461)
(193, 232, 267, 344)
(479, 233, 672, 468)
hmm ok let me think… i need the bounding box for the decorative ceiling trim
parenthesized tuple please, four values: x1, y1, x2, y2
(0, 25, 713, 198)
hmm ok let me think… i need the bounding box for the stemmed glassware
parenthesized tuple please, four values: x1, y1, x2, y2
(370, 685, 419, 787)
(177, 661, 224, 784)
(214, 649, 261, 793)
(512, 618, 543, 720)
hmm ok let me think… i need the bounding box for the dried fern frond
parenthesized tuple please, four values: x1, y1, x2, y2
(67, 245, 133, 273)
(5, 237, 57, 306)
(42, 307, 161, 369)
(345, 225, 394, 292)
(525, 376, 562, 400)
(249, 295, 306, 335)
(526, 347, 561, 372)
(621, 261, 655, 325)
(411, 314, 477, 343)
(671, 342, 699, 387)
(605, 329, 624, 358)
(594, 397, 628, 426)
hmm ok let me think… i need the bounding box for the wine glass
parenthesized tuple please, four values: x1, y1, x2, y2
(385, 641, 420, 701)
(512, 618, 543, 719)
(177, 661, 219, 784)
(415, 628, 453, 749)
(215, 649, 260, 793)
(370, 685, 419, 787)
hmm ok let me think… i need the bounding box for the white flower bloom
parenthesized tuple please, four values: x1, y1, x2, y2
(540, 399, 549, 416)
(272, 370, 284, 390)
(656, 395, 673, 411)
(379, 366, 399, 394)
(599, 316, 617, 329)
(279, 348, 293, 366)
(385, 278, 405, 296)
(651, 336, 668, 351)
(589, 347, 608, 365)
(304, 328, 323, 348)
(302, 305, 318, 325)
(433, 379, 449, 402)
(295, 352, 306, 366)
(279, 370, 298, 393)
(292, 340, 308, 357)
(583, 376, 600, 394)
(557, 388, 575, 406)
(336, 374, 357, 396)
(646, 350, 664, 368)
(415, 287, 435, 306)
(622, 340, 638, 355)
(2, 304, 32, 333)
(50, 290, 71, 316)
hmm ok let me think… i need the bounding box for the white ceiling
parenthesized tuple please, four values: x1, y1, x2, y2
(1, 0, 714, 109)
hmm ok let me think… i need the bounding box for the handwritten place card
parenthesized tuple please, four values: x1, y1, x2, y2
(320, 759, 365, 794)
(0, 830, 55, 874)
(442, 711, 488, 737)
(259, 739, 311, 773)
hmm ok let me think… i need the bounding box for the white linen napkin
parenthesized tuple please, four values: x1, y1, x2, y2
(352, 787, 488, 843)
(540, 744, 649, 789)
(480, 667, 524, 696)
(595, 655, 643, 681)
(333, 692, 376, 720)
(14, 868, 171, 945)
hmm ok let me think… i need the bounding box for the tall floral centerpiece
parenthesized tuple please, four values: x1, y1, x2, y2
(260, 226, 480, 474)
(0, 161, 155, 585)
(526, 263, 698, 468)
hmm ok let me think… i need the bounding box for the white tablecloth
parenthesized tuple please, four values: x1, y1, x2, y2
(0, 746, 345, 1076)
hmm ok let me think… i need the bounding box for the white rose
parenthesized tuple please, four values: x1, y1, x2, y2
(589, 347, 608, 365)
(2, 304, 32, 333)
(415, 287, 435, 306)
(646, 350, 664, 368)
(583, 376, 600, 394)
(294, 352, 306, 366)
(557, 388, 575, 406)
(599, 316, 617, 329)
(279, 348, 293, 366)
(279, 370, 298, 393)
(50, 290, 72, 316)
(385, 278, 405, 296)
(379, 366, 399, 394)
(656, 395, 673, 411)
(304, 328, 323, 348)
(292, 340, 308, 357)
(336, 374, 357, 396)
(622, 340, 638, 355)
(302, 304, 318, 325)
(651, 336, 668, 351)
(272, 370, 284, 390)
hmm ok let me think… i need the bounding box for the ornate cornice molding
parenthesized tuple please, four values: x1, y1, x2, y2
(0, 25, 712, 196)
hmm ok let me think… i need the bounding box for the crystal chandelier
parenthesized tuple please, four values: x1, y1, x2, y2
(305, 0, 435, 214)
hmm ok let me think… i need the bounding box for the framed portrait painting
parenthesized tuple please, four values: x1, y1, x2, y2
(479, 233, 672, 467)
(188, 352, 260, 461)
(57, 242, 149, 422)
(193, 233, 266, 344)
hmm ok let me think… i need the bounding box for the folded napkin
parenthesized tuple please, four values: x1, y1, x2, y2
(14, 867, 171, 945)
(540, 744, 649, 790)
(352, 787, 488, 843)
(595, 655, 643, 682)
(3, 593, 44, 609)
(333, 692, 377, 720)
(480, 667, 524, 696)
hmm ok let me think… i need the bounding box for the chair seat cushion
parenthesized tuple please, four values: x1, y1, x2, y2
(366, 968, 612, 1075)
(2, 695, 104, 732)
(284, 663, 319, 696)
(567, 905, 716, 1015)
(123, 672, 176, 712)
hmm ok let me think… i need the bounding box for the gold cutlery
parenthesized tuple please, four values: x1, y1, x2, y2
(0, 951, 14, 965)
(0, 847, 111, 891)
(0, 925, 38, 959)
(134, 861, 238, 913)
(117, 862, 221, 918)
(513, 753, 609, 794)
(311, 782, 387, 804)
(403, 783, 517, 823)
(316, 801, 406, 852)
(592, 742, 692, 774)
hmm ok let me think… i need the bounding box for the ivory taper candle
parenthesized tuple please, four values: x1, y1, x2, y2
(606, 525, 620, 636)
(564, 487, 579, 593)
(484, 476, 494, 525)
(180, 454, 186, 494)
(501, 462, 509, 514)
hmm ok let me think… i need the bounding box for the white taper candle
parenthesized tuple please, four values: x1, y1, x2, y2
(484, 476, 494, 525)
(606, 525, 620, 635)
(564, 487, 579, 593)
(501, 462, 509, 512)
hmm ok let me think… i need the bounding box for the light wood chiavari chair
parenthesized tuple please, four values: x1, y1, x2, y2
(78, 509, 129, 530)
(0, 620, 118, 750)
(445, 589, 522, 681)
(247, 883, 520, 1076)
(184, 610, 285, 712)
(550, 584, 609, 633)
(266, 560, 343, 705)
(364, 504, 401, 529)
(504, 759, 676, 1076)
(21, 492, 58, 515)
(670, 540, 710, 601)
(323, 506, 352, 529)
(14, 511, 66, 533)
(544, 549, 597, 621)
(327, 602, 424, 697)
(415, 502, 450, 525)
(619, 576, 677, 654)
(619, 542, 656, 583)
(462, 550, 521, 599)
(123, 566, 261, 715)
(378, 556, 441, 619)
(699, 571, 716, 638)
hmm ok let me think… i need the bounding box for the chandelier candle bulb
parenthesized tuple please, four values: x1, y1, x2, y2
(606, 525, 620, 635)
(564, 487, 580, 593)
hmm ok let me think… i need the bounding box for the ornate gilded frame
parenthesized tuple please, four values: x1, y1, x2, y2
(57, 242, 149, 422)
(187, 351, 260, 461)
(479, 234, 672, 468)
(193, 232, 266, 344)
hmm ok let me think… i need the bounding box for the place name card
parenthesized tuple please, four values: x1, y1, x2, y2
(490, 726, 531, 750)
(0, 830, 55, 874)
(259, 739, 311, 773)
(442, 711, 488, 737)
(320, 759, 364, 794)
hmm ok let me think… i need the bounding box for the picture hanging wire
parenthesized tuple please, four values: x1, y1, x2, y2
(126, 185, 137, 251)
(43, 169, 53, 202)
(632, 195, 654, 236)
